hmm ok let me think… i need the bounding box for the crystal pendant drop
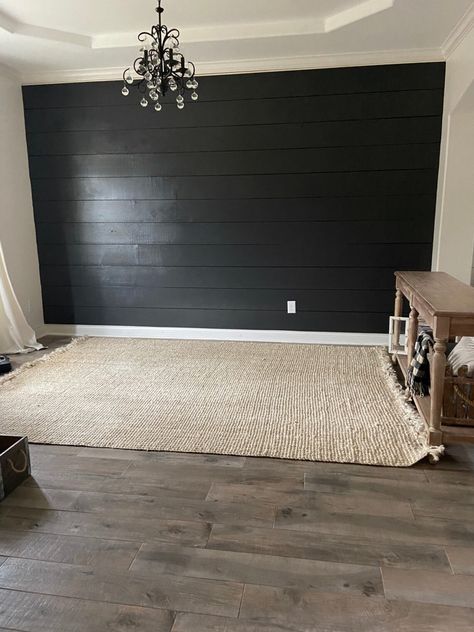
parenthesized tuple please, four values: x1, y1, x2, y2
(122, 86, 130, 96)
(169, 80, 177, 91)
(150, 91, 159, 101)
(155, 102, 162, 112)
(176, 94, 184, 104)
(186, 79, 193, 89)
(177, 101, 185, 110)
(140, 98, 149, 108)
(191, 92, 198, 101)
(125, 73, 133, 85)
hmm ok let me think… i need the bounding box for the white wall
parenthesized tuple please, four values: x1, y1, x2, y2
(432, 26, 474, 284)
(0, 64, 43, 330)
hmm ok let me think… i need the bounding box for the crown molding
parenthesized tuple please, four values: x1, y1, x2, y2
(21, 66, 127, 85)
(20, 47, 443, 85)
(442, 4, 474, 58)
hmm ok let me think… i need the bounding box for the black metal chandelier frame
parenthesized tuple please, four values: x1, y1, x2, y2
(121, 0, 198, 111)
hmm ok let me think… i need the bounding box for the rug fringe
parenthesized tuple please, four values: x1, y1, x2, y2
(375, 347, 445, 464)
(0, 337, 88, 387)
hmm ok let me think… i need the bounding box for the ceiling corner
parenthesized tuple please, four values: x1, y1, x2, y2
(442, 4, 474, 58)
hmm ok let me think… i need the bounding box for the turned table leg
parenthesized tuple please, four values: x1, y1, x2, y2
(392, 289, 403, 363)
(429, 338, 447, 446)
(405, 306, 419, 394)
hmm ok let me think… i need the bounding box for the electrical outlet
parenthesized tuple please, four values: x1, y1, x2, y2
(287, 300, 296, 314)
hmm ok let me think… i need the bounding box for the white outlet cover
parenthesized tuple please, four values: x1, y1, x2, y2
(287, 300, 296, 314)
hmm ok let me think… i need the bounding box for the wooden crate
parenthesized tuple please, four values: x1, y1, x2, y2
(443, 366, 474, 427)
(0, 435, 31, 501)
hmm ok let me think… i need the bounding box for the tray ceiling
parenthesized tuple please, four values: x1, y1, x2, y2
(0, 0, 473, 84)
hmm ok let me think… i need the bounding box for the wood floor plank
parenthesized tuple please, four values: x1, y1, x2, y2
(0, 587, 174, 632)
(3, 487, 275, 528)
(24, 470, 212, 499)
(76, 447, 246, 468)
(1, 488, 81, 511)
(0, 558, 243, 618)
(28, 444, 79, 457)
(74, 490, 274, 527)
(424, 469, 474, 487)
(246, 456, 428, 481)
(75, 447, 151, 461)
(0, 529, 141, 570)
(0, 506, 210, 546)
(412, 498, 474, 522)
(172, 612, 301, 632)
(31, 454, 132, 477)
(146, 452, 247, 468)
(125, 461, 304, 491)
(304, 471, 474, 504)
(445, 547, 474, 576)
(239, 584, 474, 631)
(130, 542, 383, 596)
(207, 524, 451, 571)
(274, 506, 474, 546)
(206, 483, 414, 519)
(382, 567, 474, 608)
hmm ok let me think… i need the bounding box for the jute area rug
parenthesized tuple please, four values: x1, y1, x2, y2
(0, 337, 435, 466)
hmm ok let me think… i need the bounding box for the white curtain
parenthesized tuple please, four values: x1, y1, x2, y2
(0, 241, 43, 354)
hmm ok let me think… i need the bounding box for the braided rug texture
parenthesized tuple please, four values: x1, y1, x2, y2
(0, 337, 430, 466)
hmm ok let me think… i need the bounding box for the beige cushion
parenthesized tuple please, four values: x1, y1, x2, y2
(448, 337, 474, 377)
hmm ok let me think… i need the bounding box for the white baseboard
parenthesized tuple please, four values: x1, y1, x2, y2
(40, 324, 387, 346)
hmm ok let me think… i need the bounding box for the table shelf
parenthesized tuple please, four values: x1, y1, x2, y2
(394, 351, 474, 445)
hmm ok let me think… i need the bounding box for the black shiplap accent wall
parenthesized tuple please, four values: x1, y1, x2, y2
(23, 62, 445, 332)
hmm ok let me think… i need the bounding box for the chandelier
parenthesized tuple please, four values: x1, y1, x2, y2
(121, 0, 198, 111)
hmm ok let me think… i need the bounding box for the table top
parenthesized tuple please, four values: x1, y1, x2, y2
(395, 271, 474, 318)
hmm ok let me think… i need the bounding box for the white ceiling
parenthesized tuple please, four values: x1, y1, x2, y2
(0, 0, 473, 84)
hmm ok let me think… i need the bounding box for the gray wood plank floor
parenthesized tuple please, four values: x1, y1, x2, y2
(1, 337, 474, 630)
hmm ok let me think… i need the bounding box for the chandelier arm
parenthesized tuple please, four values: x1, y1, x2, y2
(133, 56, 147, 75)
(137, 31, 154, 43)
(161, 27, 180, 49)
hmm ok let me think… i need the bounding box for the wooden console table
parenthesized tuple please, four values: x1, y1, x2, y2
(393, 271, 474, 446)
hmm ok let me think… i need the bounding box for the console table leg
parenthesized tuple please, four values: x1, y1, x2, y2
(405, 306, 419, 395)
(392, 289, 403, 364)
(429, 338, 446, 446)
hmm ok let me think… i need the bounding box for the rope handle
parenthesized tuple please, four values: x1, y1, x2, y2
(7, 449, 29, 474)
